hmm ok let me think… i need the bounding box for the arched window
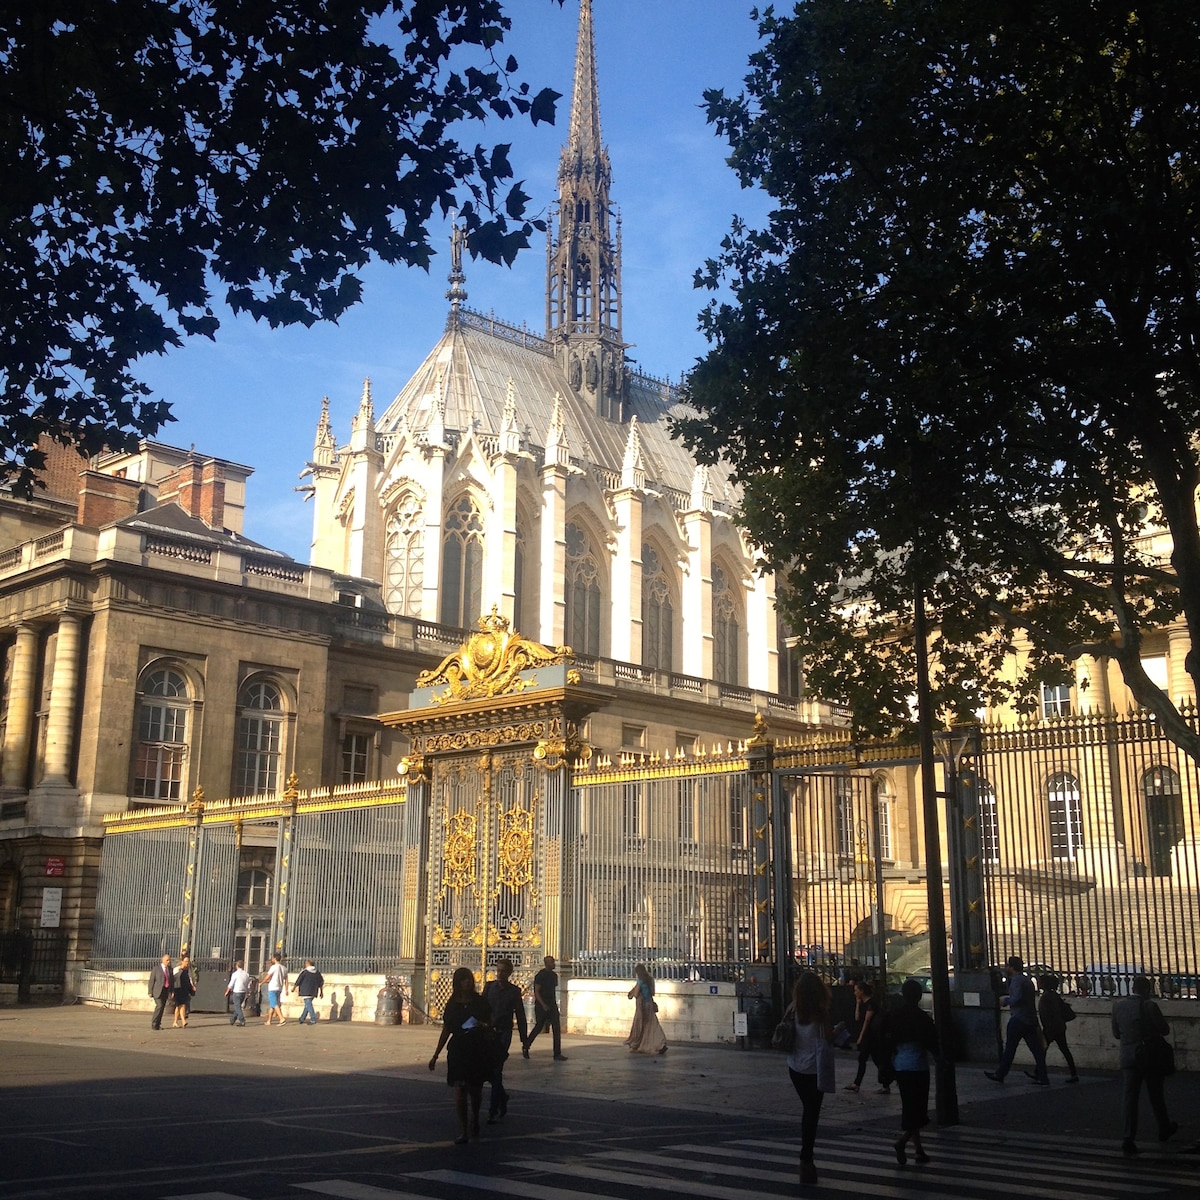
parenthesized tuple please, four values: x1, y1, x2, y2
(1144, 765, 1184, 878)
(873, 776, 892, 861)
(440, 496, 483, 629)
(384, 495, 423, 616)
(641, 543, 674, 672)
(133, 667, 190, 800)
(236, 680, 284, 796)
(1047, 772, 1083, 861)
(712, 564, 741, 685)
(979, 780, 1000, 864)
(564, 521, 602, 657)
(237, 868, 273, 907)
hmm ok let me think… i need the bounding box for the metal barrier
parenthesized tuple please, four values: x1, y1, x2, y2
(75, 968, 125, 1008)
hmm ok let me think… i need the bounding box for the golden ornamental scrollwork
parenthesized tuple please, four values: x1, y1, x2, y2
(425, 720, 549, 753)
(441, 810, 477, 893)
(398, 754, 429, 785)
(416, 606, 574, 704)
(747, 711, 772, 747)
(533, 722, 592, 770)
(496, 804, 535, 892)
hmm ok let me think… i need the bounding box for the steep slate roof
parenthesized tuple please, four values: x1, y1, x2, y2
(374, 309, 739, 513)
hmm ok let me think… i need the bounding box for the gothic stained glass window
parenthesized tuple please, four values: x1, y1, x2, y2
(712, 564, 741, 685)
(641, 543, 674, 672)
(564, 521, 602, 657)
(384, 495, 423, 616)
(440, 496, 484, 629)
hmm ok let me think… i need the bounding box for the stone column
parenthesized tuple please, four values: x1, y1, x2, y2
(1, 624, 39, 790)
(681, 510, 713, 680)
(745, 565, 777, 692)
(43, 613, 81, 784)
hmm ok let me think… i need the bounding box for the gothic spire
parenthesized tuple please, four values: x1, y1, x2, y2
(546, 0, 625, 423)
(565, 0, 603, 170)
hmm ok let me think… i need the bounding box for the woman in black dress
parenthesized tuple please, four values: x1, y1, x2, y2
(171, 954, 196, 1028)
(428, 966, 494, 1143)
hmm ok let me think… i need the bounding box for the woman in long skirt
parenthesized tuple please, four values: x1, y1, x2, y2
(429, 967, 494, 1143)
(624, 963, 667, 1054)
(890, 977, 939, 1165)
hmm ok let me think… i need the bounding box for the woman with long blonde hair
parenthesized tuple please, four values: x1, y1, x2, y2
(623, 962, 668, 1055)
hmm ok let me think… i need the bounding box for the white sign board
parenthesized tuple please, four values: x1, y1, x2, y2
(733, 1011, 749, 1037)
(40, 887, 63, 928)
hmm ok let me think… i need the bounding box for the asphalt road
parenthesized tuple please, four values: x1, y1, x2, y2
(1, 1006, 1196, 1200)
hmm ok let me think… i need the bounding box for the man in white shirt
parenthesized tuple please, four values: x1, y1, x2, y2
(260, 954, 288, 1025)
(226, 960, 252, 1026)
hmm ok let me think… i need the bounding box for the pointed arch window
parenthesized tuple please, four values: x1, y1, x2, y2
(513, 510, 528, 634)
(1047, 772, 1083, 861)
(641, 543, 674, 672)
(385, 495, 424, 617)
(575, 253, 593, 324)
(133, 667, 191, 800)
(564, 521, 602, 657)
(712, 564, 741, 685)
(440, 496, 484, 629)
(236, 680, 284, 796)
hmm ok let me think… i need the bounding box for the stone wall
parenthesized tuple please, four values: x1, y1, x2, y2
(565, 978, 742, 1045)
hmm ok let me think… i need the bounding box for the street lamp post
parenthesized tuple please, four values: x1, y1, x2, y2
(913, 581, 959, 1127)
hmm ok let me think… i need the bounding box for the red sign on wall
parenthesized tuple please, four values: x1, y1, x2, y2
(44, 857, 65, 877)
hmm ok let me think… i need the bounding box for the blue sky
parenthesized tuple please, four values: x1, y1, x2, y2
(136, 1, 771, 562)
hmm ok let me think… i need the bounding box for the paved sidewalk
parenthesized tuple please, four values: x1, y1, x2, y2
(1, 1004, 1196, 1153)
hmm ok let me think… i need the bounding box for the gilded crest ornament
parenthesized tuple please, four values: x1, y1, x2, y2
(442, 810, 477, 892)
(416, 607, 573, 704)
(496, 804, 535, 892)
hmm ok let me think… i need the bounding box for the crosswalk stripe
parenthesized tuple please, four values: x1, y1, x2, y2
(412, 1168, 617, 1200)
(688, 1139, 1156, 1191)
(177, 1194, 251, 1199)
(294, 1182, 440, 1200)
(729, 1136, 1195, 1192)
(512, 1156, 914, 1198)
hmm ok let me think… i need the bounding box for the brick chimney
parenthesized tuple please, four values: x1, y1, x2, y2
(158, 457, 226, 530)
(76, 470, 141, 527)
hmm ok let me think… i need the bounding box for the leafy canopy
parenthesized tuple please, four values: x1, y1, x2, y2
(679, 1, 1200, 757)
(0, 0, 560, 492)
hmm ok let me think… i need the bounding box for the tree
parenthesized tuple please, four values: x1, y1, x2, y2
(0, 0, 559, 493)
(679, 2, 1200, 759)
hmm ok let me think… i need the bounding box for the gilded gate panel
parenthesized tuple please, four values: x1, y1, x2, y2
(426, 747, 545, 1017)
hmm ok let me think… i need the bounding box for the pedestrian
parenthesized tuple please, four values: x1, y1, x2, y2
(523, 954, 567, 1061)
(260, 953, 288, 1026)
(481, 957, 528, 1123)
(292, 959, 325, 1025)
(171, 954, 196, 1028)
(985, 956, 1048, 1085)
(889, 978, 938, 1166)
(225, 959, 251, 1026)
(623, 962, 668, 1055)
(1037, 974, 1079, 1082)
(148, 953, 173, 1031)
(843, 977, 883, 1092)
(428, 966, 494, 1144)
(785, 970, 836, 1187)
(1112, 975, 1178, 1156)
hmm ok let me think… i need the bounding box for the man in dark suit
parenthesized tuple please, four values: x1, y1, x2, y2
(149, 953, 173, 1030)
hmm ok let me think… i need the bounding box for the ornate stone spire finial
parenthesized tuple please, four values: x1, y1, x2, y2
(621, 414, 645, 490)
(500, 378, 521, 454)
(313, 396, 336, 465)
(689, 463, 712, 512)
(351, 379, 374, 433)
(545, 391, 570, 468)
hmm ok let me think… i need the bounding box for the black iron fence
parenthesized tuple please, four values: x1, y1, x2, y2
(977, 709, 1200, 997)
(0, 930, 69, 994)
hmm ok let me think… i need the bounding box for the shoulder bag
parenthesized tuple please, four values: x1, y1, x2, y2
(771, 1004, 796, 1053)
